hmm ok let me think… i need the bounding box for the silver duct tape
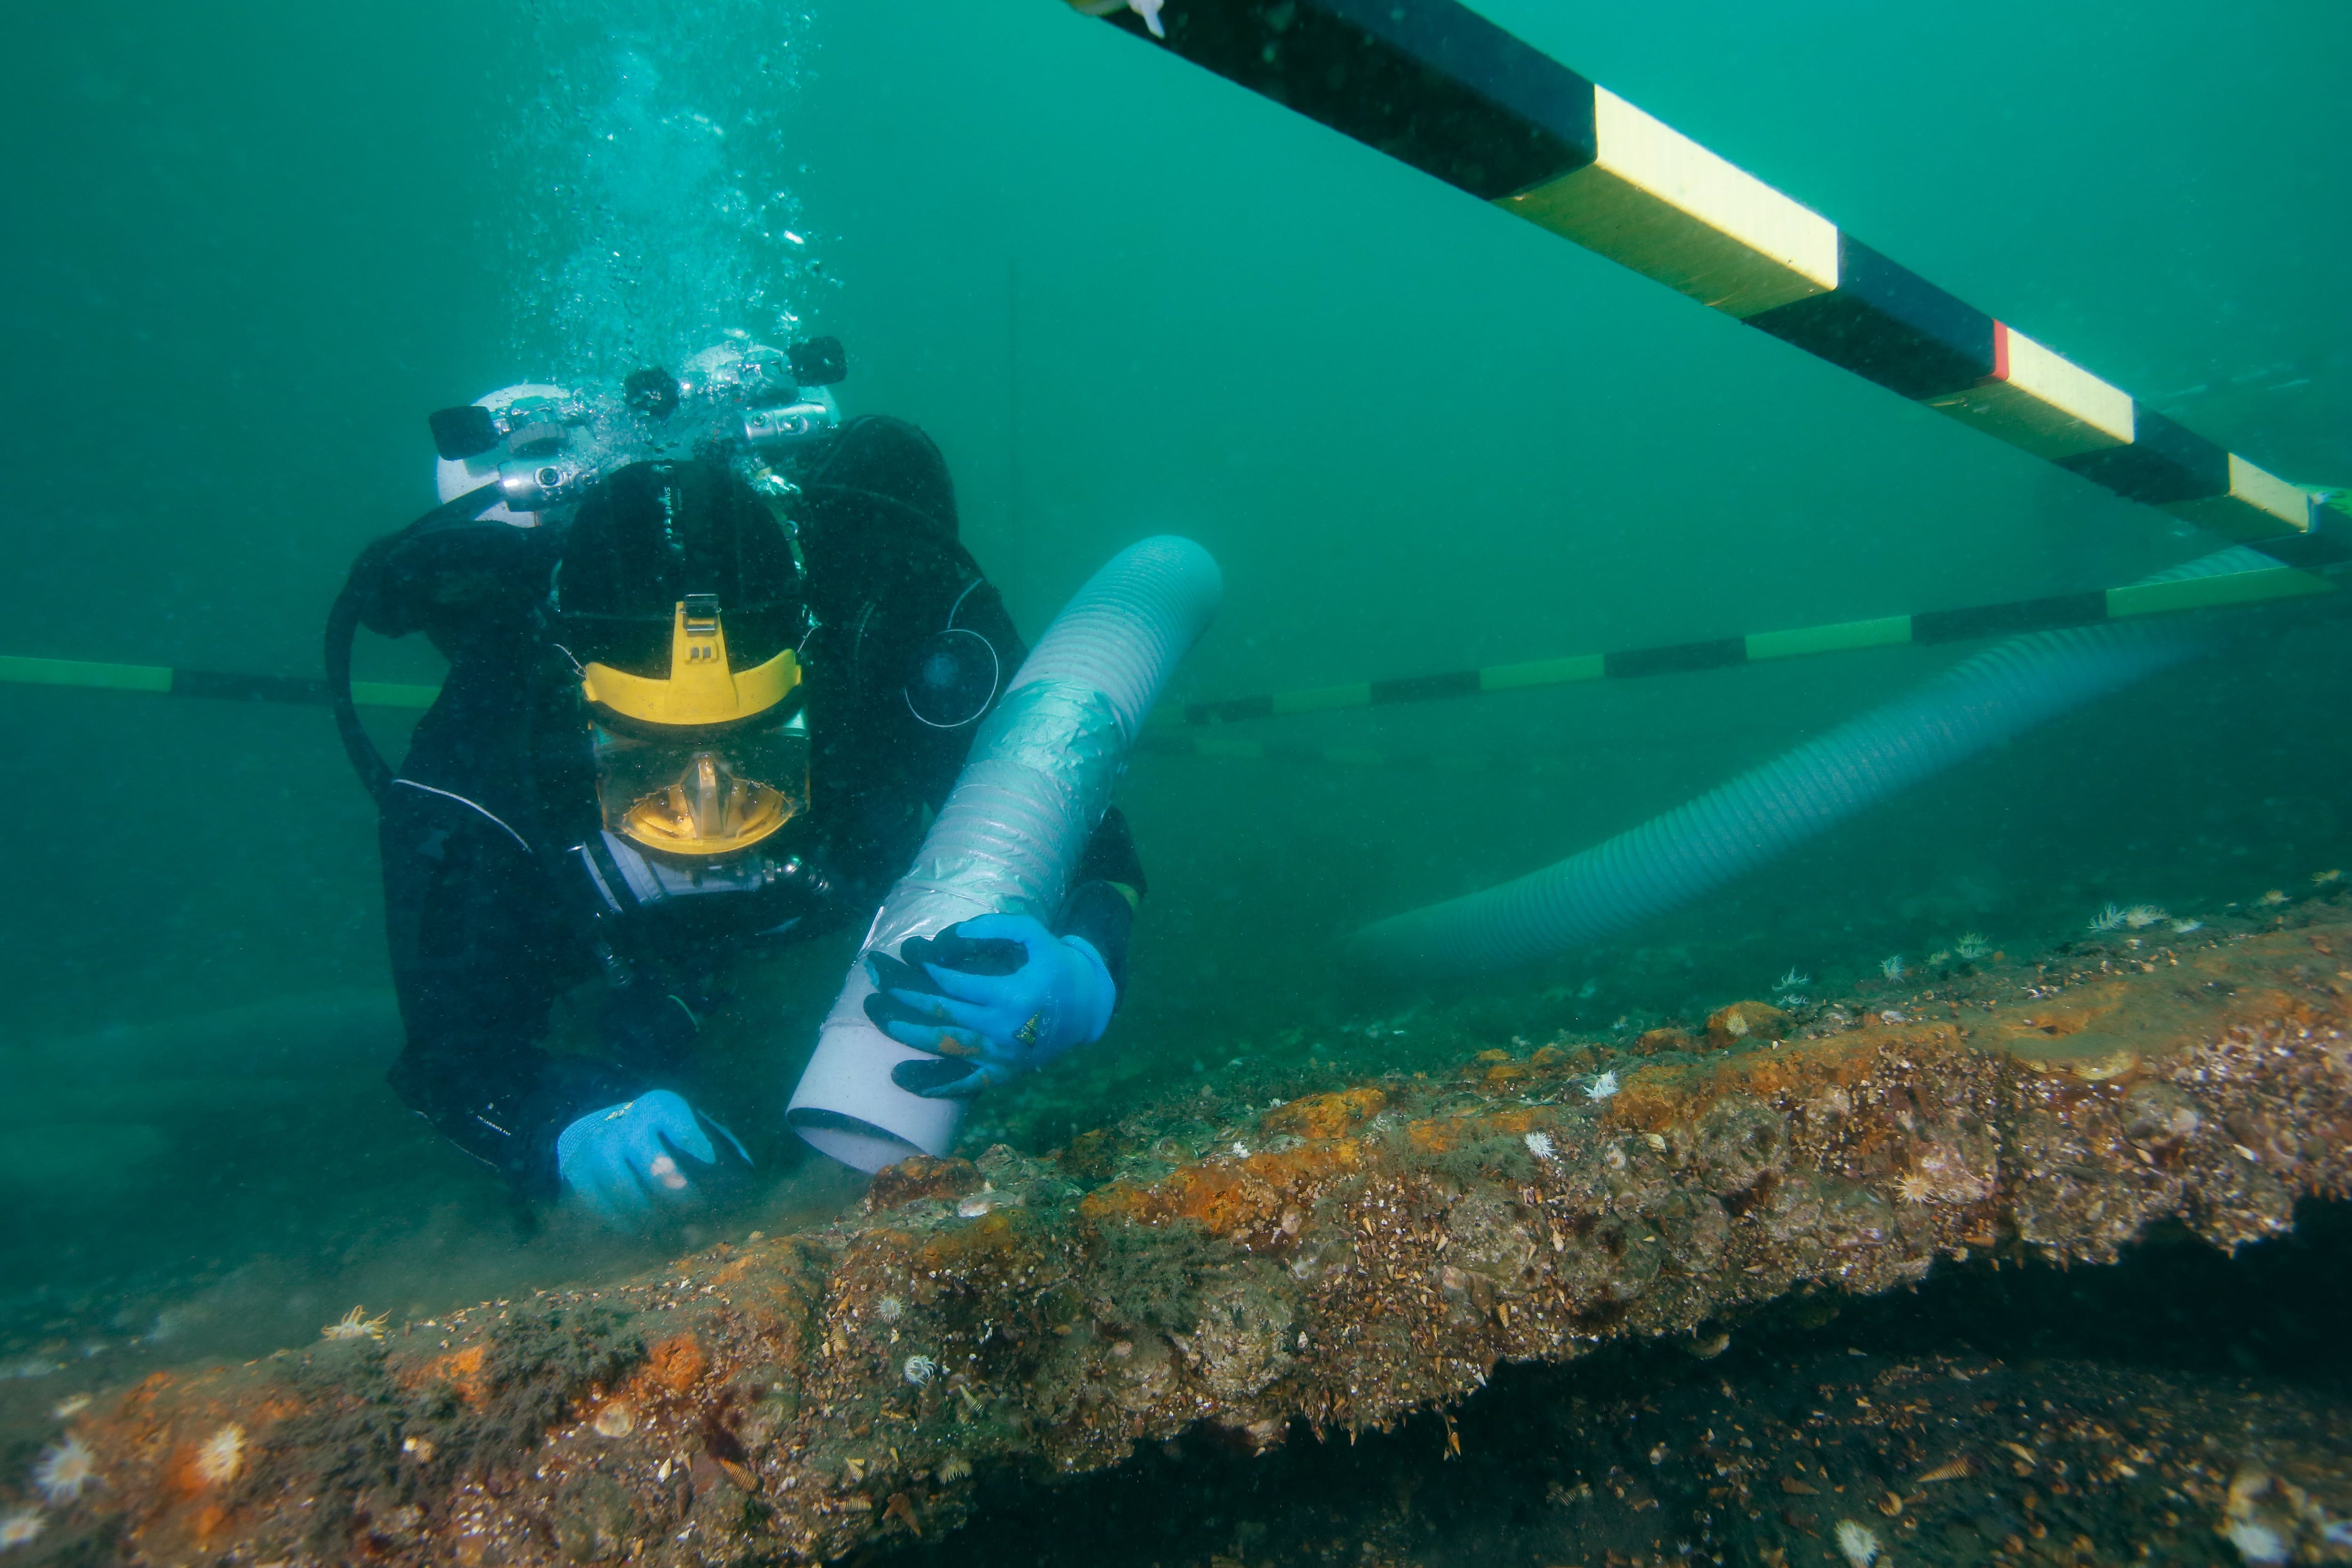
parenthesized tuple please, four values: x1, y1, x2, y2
(861, 679, 1124, 955)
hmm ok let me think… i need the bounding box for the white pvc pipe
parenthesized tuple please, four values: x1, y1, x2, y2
(787, 535, 1223, 1170)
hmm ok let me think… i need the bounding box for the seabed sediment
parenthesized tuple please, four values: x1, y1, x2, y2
(11, 915, 2352, 1565)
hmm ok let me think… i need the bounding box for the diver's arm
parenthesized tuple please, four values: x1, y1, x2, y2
(1061, 809, 1145, 989)
(827, 412, 1151, 1011)
(378, 786, 643, 1194)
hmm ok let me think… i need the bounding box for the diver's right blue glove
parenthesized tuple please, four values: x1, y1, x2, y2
(555, 1090, 749, 1227)
(862, 913, 1117, 1098)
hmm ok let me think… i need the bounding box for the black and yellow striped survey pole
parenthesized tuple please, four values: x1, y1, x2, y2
(1065, 0, 2324, 550)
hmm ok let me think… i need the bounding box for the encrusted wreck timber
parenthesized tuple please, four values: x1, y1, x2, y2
(31, 921, 2352, 1565)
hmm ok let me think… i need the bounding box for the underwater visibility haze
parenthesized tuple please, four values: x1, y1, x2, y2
(1, 0, 2350, 1563)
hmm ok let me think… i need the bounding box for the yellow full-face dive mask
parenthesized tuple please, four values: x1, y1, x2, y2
(592, 713, 810, 857)
(581, 596, 811, 856)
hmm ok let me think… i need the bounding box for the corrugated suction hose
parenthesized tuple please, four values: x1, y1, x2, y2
(1347, 549, 2273, 982)
(787, 535, 1223, 1171)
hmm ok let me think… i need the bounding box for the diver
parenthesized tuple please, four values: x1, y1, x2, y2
(328, 340, 1144, 1226)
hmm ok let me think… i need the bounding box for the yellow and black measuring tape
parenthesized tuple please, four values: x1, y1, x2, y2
(1166, 549, 2336, 727)
(5, 539, 2335, 760)
(0, 656, 436, 710)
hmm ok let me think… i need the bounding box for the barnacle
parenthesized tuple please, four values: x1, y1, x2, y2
(32, 1433, 98, 1505)
(1898, 1142, 1990, 1206)
(1834, 1518, 1880, 1568)
(321, 1306, 389, 1342)
(194, 1424, 245, 1487)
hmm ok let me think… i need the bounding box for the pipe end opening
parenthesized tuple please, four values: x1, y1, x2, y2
(788, 1107, 929, 1174)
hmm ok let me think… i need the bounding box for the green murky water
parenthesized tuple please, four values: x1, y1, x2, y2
(0, 0, 2348, 1549)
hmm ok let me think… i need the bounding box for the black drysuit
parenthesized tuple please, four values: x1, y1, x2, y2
(372, 417, 1143, 1192)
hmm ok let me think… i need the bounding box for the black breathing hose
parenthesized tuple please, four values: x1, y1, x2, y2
(325, 576, 394, 803)
(324, 481, 511, 802)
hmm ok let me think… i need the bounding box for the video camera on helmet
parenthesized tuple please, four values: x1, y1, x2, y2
(496, 450, 605, 511)
(425, 337, 850, 516)
(740, 400, 834, 450)
(428, 390, 595, 462)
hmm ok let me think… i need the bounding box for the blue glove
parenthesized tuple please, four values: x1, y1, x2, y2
(555, 1090, 750, 1226)
(863, 913, 1117, 1099)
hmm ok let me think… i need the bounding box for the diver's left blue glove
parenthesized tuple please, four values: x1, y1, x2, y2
(555, 1090, 751, 1228)
(864, 913, 1117, 1099)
